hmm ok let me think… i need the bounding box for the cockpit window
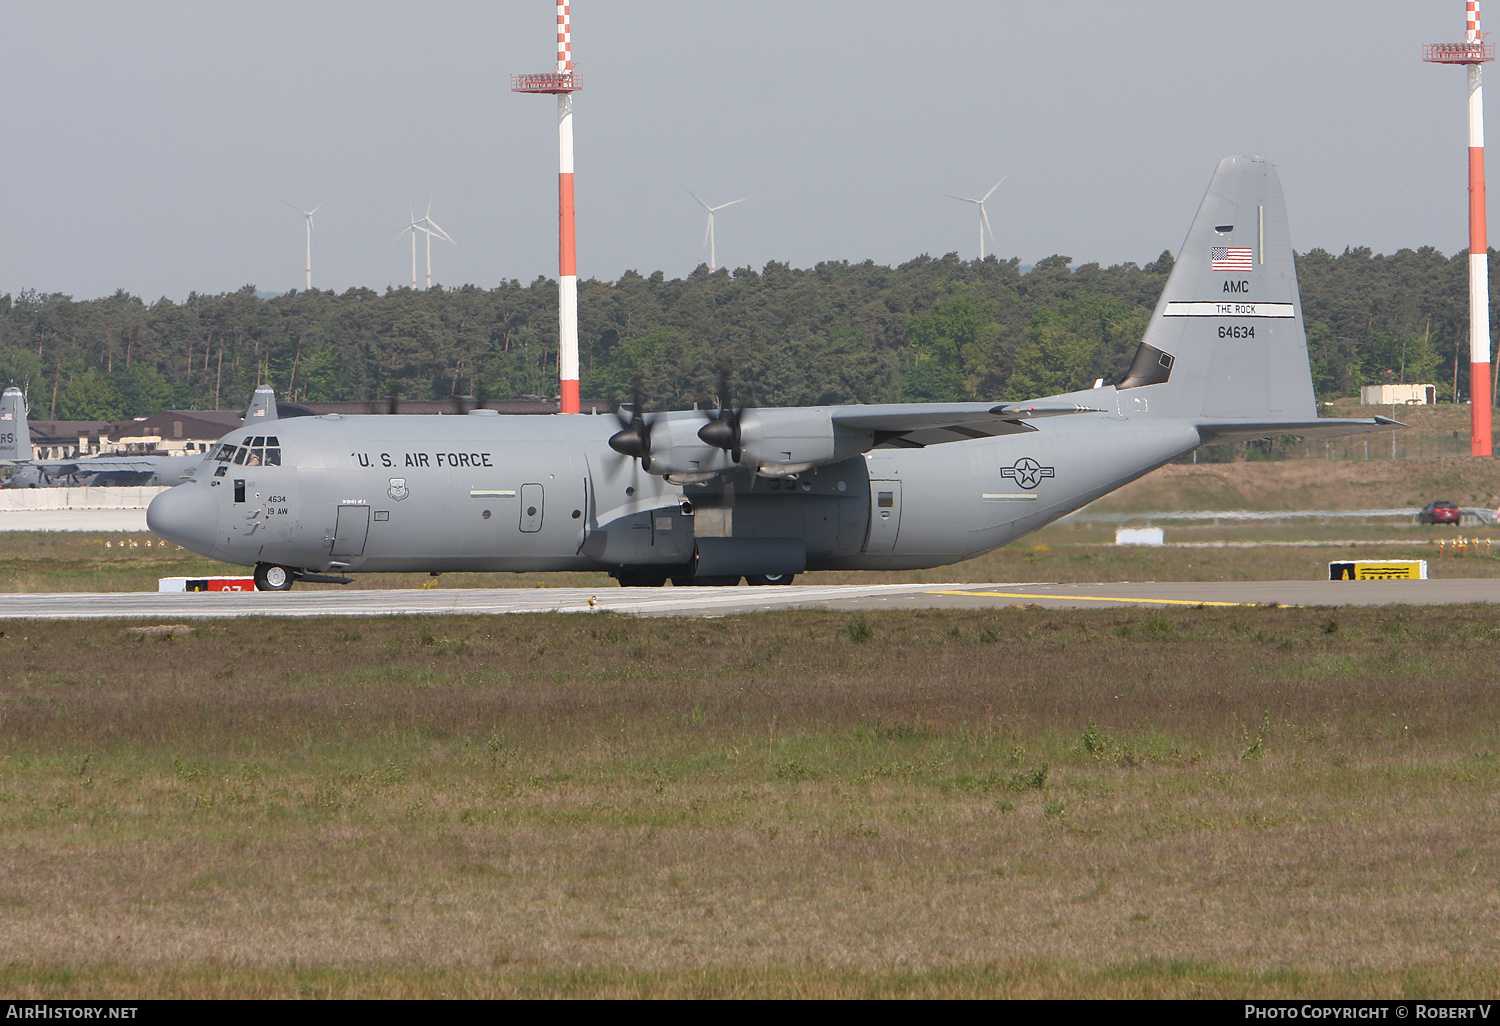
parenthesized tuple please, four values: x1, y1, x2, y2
(232, 446, 248, 465)
(214, 443, 237, 462)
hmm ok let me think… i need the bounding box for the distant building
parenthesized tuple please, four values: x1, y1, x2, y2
(1361, 384, 1438, 405)
(275, 396, 609, 417)
(28, 411, 244, 461)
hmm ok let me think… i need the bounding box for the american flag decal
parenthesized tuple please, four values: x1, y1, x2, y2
(1, 412, 11, 421)
(1211, 246, 1253, 272)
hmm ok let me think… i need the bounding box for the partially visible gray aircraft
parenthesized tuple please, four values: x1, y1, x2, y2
(148, 156, 1399, 591)
(1, 385, 277, 488)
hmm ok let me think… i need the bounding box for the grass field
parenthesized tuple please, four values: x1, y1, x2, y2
(4, 450, 1500, 998)
(3, 605, 1500, 998)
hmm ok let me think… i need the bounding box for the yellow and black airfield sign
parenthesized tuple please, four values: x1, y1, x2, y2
(1329, 560, 1428, 581)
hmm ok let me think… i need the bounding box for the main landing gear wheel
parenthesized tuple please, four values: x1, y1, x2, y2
(747, 573, 797, 586)
(254, 562, 295, 591)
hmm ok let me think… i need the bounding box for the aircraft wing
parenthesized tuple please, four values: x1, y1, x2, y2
(831, 401, 1103, 448)
(1197, 417, 1403, 445)
(29, 458, 199, 481)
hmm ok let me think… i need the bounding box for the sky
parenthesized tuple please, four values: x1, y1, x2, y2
(0, 1, 1490, 302)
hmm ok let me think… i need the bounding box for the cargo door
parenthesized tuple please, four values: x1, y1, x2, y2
(864, 480, 902, 552)
(332, 504, 371, 556)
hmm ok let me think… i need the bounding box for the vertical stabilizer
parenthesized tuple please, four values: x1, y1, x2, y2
(1120, 156, 1317, 423)
(244, 385, 278, 424)
(0, 387, 30, 462)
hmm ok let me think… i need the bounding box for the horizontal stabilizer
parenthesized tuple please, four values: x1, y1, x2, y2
(1197, 416, 1403, 445)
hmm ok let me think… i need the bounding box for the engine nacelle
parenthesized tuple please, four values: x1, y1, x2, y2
(733, 409, 872, 476)
(639, 415, 739, 478)
(620, 407, 878, 481)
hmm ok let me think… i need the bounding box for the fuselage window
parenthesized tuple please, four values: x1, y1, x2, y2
(878, 491, 894, 508)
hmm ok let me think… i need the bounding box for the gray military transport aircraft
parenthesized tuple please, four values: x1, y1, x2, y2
(148, 156, 1399, 591)
(0, 386, 277, 488)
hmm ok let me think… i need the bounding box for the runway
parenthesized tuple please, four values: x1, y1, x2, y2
(2, 578, 1497, 619)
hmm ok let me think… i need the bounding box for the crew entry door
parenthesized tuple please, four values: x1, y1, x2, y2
(331, 504, 371, 557)
(864, 480, 902, 552)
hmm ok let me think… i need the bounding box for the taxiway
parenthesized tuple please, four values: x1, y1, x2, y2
(0, 578, 1496, 619)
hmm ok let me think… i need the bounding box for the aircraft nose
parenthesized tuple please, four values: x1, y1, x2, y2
(147, 484, 219, 555)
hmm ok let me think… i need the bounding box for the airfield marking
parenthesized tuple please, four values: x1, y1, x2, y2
(930, 589, 1253, 607)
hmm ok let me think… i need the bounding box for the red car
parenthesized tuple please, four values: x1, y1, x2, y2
(1417, 501, 1462, 525)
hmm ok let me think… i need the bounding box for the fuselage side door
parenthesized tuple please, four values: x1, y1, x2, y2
(332, 504, 371, 556)
(864, 479, 902, 552)
(520, 483, 544, 533)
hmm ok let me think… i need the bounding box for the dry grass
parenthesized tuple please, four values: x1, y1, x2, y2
(3, 607, 1500, 997)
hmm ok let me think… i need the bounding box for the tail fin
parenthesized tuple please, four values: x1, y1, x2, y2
(243, 385, 278, 423)
(1120, 155, 1317, 422)
(0, 386, 30, 462)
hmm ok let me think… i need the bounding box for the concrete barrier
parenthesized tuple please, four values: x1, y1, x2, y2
(0, 486, 170, 510)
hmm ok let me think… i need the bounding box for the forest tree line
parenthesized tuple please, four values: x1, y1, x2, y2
(0, 244, 1489, 420)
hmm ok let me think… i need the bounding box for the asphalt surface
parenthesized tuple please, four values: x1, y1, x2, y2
(1, 578, 1497, 620)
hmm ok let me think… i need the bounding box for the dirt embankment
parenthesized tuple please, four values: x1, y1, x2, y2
(1088, 456, 1500, 513)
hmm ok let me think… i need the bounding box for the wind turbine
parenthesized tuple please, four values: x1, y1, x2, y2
(284, 201, 321, 290)
(395, 210, 423, 289)
(394, 200, 455, 290)
(945, 176, 1007, 261)
(416, 199, 455, 290)
(684, 187, 748, 272)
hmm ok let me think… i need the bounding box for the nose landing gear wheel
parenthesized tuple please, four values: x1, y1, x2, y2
(254, 562, 295, 591)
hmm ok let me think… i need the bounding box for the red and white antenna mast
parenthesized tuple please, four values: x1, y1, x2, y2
(1426, 1, 1497, 456)
(513, 3, 582, 414)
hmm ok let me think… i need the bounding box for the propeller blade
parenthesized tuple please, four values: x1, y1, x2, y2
(698, 369, 745, 463)
(608, 378, 654, 470)
(982, 175, 1008, 202)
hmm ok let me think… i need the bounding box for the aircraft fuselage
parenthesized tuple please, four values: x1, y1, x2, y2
(147, 404, 1200, 582)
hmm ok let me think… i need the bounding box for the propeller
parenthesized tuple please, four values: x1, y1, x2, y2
(608, 379, 654, 471)
(697, 369, 745, 464)
(364, 389, 400, 414)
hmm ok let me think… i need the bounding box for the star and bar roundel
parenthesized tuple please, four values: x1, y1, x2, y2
(1001, 457, 1055, 490)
